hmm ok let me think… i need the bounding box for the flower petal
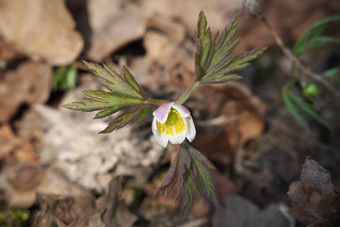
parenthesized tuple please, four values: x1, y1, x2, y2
(154, 133, 169, 148)
(172, 104, 190, 118)
(152, 117, 158, 135)
(168, 126, 187, 144)
(186, 117, 196, 142)
(153, 102, 174, 124)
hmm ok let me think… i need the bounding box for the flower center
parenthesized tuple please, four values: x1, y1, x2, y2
(156, 108, 185, 136)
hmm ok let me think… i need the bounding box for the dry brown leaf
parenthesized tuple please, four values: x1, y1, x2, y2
(189, 82, 266, 165)
(0, 61, 52, 123)
(87, 0, 147, 61)
(69, 178, 137, 227)
(0, 162, 94, 208)
(287, 157, 340, 220)
(0, 125, 19, 161)
(0, 0, 83, 65)
(33, 194, 95, 227)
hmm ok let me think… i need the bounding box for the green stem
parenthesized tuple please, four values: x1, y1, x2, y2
(175, 81, 200, 105)
(144, 81, 200, 106)
(144, 99, 170, 106)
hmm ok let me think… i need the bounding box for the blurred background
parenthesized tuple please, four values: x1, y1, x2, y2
(0, 0, 340, 226)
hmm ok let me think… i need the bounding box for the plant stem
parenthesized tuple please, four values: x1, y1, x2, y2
(144, 99, 170, 106)
(175, 81, 200, 105)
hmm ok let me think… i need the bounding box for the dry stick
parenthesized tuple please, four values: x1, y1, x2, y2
(259, 16, 340, 96)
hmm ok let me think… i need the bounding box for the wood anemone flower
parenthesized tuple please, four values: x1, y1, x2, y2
(152, 102, 196, 148)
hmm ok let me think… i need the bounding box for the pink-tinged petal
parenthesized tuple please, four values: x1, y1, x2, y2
(154, 133, 169, 148)
(186, 117, 196, 142)
(153, 102, 174, 124)
(172, 104, 190, 118)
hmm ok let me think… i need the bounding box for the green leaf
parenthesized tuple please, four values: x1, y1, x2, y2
(53, 66, 78, 90)
(64, 98, 113, 111)
(83, 61, 142, 98)
(205, 48, 266, 80)
(137, 107, 149, 123)
(123, 66, 147, 98)
(287, 91, 330, 128)
(195, 11, 265, 83)
(64, 62, 150, 132)
(83, 90, 142, 105)
(283, 90, 309, 130)
(323, 67, 339, 78)
(293, 14, 340, 55)
(153, 143, 217, 217)
(100, 106, 145, 133)
(283, 90, 330, 130)
(306, 36, 340, 50)
(200, 74, 241, 84)
(94, 104, 131, 119)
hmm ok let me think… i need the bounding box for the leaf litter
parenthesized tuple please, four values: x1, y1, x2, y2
(0, 0, 340, 226)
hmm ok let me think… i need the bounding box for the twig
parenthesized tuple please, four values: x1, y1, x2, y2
(256, 14, 340, 96)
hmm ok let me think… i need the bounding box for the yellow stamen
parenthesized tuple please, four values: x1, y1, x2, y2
(156, 108, 185, 136)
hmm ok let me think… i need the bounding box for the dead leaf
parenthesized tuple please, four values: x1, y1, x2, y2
(0, 61, 52, 123)
(33, 194, 95, 227)
(34, 76, 164, 192)
(212, 194, 293, 227)
(87, 0, 147, 61)
(287, 157, 340, 220)
(0, 124, 19, 161)
(189, 82, 266, 165)
(0, 162, 94, 208)
(69, 178, 137, 227)
(0, 0, 83, 65)
(0, 124, 37, 163)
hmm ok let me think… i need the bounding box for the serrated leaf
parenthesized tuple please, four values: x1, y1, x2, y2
(153, 143, 217, 217)
(63, 98, 113, 111)
(200, 74, 241, 84)
(100, 106, 144, 133)
(83, 90, 142, 105)
(94, 104, 131, 119)
(213, 48, 266, 77)
(293, 14, 340, 55)
(83, 61, 142, 98)
(195, 11, 265, 83)
(123, 66, 147, 98)
(137, 107, 149, 123)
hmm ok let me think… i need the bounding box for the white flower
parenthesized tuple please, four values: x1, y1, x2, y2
(152, 102, 196, 148)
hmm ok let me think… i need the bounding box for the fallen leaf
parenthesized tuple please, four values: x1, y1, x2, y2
(0, 124, 19, 161)
(0, 61, 52, 123)
(87, 0, 147, 61)
(0, 162, 94, 208)
(0, 0, 83, 65)
(189, 82, 266, 165)
(287, 157, 340, 220)
(70, 178, 137, 227)
(33, 194, 95, 227)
